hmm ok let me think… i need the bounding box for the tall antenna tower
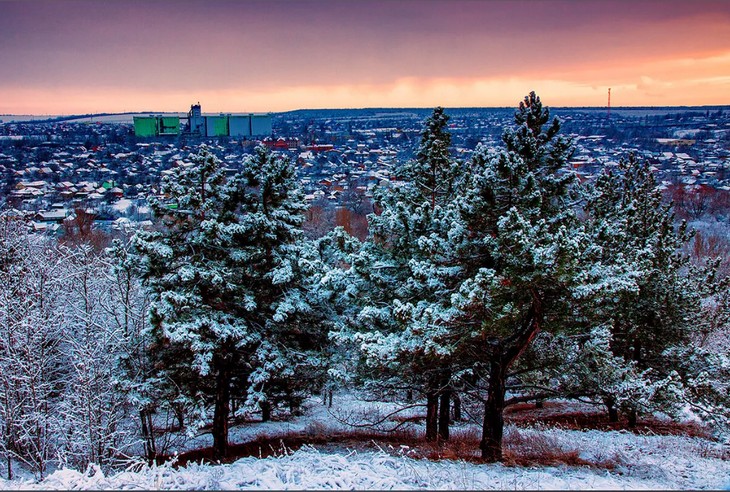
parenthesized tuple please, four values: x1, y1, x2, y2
(607, 87, 611, 119)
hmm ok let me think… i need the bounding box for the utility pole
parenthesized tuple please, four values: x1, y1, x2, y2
(607, 87, 611, 119)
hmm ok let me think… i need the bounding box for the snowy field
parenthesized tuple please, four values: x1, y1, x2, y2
(0, 113, 184, 124)
(1, 431, 728, 490)
(0, 393, 728, 490)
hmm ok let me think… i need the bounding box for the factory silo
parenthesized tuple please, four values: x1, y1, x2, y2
(133, 117, 157, 137)
(251, 114, 272, 136)
(228, 115, 252, 137)
(205, 115, 229, 137)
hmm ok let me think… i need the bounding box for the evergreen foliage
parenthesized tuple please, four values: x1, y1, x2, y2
(134, 145, 327, 459)
(445, 92, 586, 461)
(582, 155, 730, 424)
(329, 107, 464, 441)
(399, 106, 461, 208)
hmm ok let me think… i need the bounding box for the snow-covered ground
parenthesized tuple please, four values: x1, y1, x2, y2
(2, 434, 728, 491)
(1, 393, 728, 490)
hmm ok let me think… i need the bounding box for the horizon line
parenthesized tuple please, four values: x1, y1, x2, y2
(4, 103, 730, 118)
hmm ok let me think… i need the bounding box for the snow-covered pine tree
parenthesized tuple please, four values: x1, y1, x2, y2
(448, 92, 585, 461)
(331, 107, 464, 441)
(134, 145, 326, 460)
(134, 145, 239, 460)
(399, 106, 461, 209)
(308, 226, 364, 403)
(511, 326, 650, 423)
(584, 154, 729, 425)
(663, 316, 730, 432)
(235, 146, 332, 421)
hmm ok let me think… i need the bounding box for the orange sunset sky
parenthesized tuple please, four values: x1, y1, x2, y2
(1, 0, 729, 114)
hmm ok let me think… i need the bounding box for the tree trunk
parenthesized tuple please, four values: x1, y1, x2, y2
(480, 359, 506, 462)
(140, 408, 156, 462)
(147, 410, 157, 459)
(626, 334, 643, 429)
(627, 407, 637, 428)
(480, 294, 542, 462)
(287, 389, 296, 415)
(173, 403, 185, 431)
(212, 362, 230, 461)
(608, 405, 619, 423)
(425, 391, 439, 442)
(535, 399, 544, 409)
(452, 393, 461, 422)
(604, 396, 618, 423)
(260, 400, 271, 422)
(327, 390, 333, 408)
(438, 389, 450, 441)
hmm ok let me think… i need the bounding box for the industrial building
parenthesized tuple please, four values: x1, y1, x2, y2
(187, 103, 273, 138)
(133, 103, 272, 138)
(133, 115, 181, 137)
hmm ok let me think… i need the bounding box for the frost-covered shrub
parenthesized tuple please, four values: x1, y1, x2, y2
(0, 219, 137, 478)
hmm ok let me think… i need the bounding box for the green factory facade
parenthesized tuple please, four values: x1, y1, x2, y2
(133, 104, 273, 138)
(133, 115, 180, 137)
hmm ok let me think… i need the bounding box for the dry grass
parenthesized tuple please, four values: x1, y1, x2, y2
(162, 428, 420, 467)
(502, 426, 623, 469)
(502, 426, 586, 467)
(400, 428, 482, 462)
(352, 425, 626, 469)
(505, 401, 713, 439)
(159, 402, 711, 470)
(692, 439, 730, 460)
